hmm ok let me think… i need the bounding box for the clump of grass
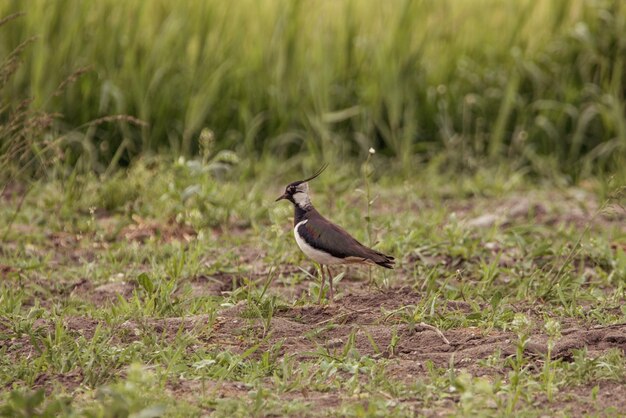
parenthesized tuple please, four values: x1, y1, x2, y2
(0, 13, 57, 183)
(541, 318, 562, 401)
(506, 313, 533, 414)
(0, 11, 148, 233)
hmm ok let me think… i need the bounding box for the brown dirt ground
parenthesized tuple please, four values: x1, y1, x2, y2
(3, 189, 625, 415)
(4, 275, 626, 415)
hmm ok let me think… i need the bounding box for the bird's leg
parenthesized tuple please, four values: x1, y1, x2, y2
(317, 264, 326, 305)
(326, 265, 334, 302)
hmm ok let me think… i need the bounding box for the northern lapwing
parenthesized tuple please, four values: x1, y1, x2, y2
(275, 165, 394, 303)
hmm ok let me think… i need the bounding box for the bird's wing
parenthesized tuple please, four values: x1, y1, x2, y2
(299, 212, 392, 263)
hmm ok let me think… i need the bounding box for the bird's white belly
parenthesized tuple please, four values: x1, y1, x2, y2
(294, 220, 344, 265)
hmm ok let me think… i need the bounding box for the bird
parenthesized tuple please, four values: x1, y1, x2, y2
(275, 164, 394, 303)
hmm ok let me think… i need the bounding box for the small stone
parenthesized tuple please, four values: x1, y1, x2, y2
(325, 338, 343, 348)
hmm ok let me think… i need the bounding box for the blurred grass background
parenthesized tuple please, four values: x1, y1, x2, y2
(0, 0, 625, 180)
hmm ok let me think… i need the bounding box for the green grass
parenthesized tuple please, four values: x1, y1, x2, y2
(0, 0, 625, 175)
(1, 159, 625, 416)
(1, 1, 626, 415)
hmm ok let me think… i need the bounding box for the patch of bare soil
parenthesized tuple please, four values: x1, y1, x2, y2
(181, 263, 335, 300)
(0, 264, 18, 277)
(47, 231, 81, 249)
(62, 316, 102, 339)
(459, 190, 626, 232)
(71, 279, 136, 306)
(168, 378, 344, 414)
(1, 316, 102, 365)
(31, 370, 84, 394)
(0, 277, 90, 308)
(543, 380, 626, 416)
(183, 274, 246, 297)
(152, 286, 626, 414)
(212, 289, 626, 366)
(119, 216, 196, 243)
(5, 284, 626, 413)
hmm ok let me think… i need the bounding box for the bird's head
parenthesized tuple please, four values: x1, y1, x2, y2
(275, 164, 327, 209)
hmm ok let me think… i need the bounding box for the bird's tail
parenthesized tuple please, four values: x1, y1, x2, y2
(368, 249, 395, 269)
(375, 255, 395, 269)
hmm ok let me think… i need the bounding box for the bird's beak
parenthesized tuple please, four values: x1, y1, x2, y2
(275, 193, 288, 202)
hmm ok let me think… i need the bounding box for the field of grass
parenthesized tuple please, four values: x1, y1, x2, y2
(1, 0, 625, 176)
(1, 159, 625, 416)
(2, 0, 626, 416)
